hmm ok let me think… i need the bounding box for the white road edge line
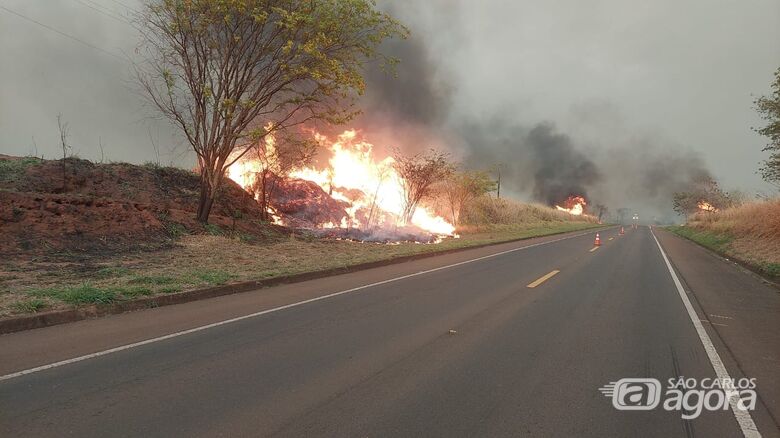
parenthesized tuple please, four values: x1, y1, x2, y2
(650, 229, 761, 438)
(0, 228, 602, 382)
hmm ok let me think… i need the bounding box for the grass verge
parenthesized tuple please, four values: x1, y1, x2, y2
(666, 225, 780, 280)
(1, 221, 602, 316)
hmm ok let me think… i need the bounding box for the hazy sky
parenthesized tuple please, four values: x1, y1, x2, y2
(1, 0, 778, 198)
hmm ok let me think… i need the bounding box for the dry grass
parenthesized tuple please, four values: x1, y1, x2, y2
(460, 196, 597, 228)
(669, 199, 780, 277)
(0, 220, 602, 317)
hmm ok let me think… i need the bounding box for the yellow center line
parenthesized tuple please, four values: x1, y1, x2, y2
(589, 246, 599, 252)
(527, 270, 560, 288)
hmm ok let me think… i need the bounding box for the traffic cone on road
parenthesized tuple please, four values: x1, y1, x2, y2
(594, 233, 601, 246)
(619, 227, 625, 236)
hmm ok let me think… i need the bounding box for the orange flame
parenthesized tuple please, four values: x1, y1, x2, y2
(555, 195, 587, 216)
(228, 130, 455, 236)
(225, 133, 286, 226)
(697, 201, 717, 212)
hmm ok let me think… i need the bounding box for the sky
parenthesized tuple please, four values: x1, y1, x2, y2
(1, 0, 778, 214)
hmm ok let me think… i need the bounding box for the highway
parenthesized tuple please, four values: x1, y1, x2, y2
(1, 227, 778, 437)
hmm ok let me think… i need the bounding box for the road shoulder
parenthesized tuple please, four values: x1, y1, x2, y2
(655, 228, 780, 436)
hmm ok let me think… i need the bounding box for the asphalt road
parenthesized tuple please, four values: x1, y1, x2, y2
(1, 226, 778, 437)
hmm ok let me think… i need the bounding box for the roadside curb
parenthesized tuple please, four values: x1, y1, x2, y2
(0, 225, 608, 335)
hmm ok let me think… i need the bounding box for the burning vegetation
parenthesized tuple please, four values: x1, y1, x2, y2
(555, 195, 587, 216)
(227, 130, 456, 242)
(697, 201, 718, 213)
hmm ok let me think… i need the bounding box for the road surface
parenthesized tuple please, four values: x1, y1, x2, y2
(1, 226, 778, 437)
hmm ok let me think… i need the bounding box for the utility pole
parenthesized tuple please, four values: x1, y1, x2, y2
(495, 164, 502, 199)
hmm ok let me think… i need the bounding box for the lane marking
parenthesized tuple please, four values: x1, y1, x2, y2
(700, 319, 729, 328)
(608, 237, 614, 241)
(526, 270, 560, 288)
(589, 246, 599, 252)
(651, 229, 760, 438)
(0, 229, 605, 382)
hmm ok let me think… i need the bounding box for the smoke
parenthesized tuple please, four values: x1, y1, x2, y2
(357, 1, 717, 220)
(448, 108, 714, 219)
(591, 138, 713, 215)
(360, 37, 452, 128)
(453, 118, 602, 205)
(3, 0, 772, 220)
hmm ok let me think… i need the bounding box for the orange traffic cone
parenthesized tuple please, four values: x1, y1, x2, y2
(619, 227, 625, 235)
(594, 233, 601, 246)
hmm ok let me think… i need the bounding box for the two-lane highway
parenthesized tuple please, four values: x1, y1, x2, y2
(1, 227, 777, 437)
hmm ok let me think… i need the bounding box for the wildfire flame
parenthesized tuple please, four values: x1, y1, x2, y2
(555, 195, 587, 216)
(227, 130, 455, 236)
(697, 201, 717, 212)
(225, 134, 286, 226)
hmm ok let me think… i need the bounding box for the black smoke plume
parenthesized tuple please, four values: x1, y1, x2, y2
(358, 3, 713, 220)
(455, 119, 601, 205)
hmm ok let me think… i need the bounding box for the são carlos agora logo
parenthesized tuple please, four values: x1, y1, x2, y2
(600, 378, 662, 410)
(599, 377, 757, 420)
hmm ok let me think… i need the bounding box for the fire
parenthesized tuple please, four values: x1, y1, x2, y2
(556, 195, 587, 216)
(225, 141, 286, 226)
(697, 201, 717, 212)
(228, 129, 455, 237)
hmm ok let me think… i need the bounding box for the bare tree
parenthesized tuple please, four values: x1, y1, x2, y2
(98, 137, 106, 164)
(440, 170, 496, 226)
(365, 166, 390, 230)
(136, 0, 406, 223)
(393, 149, 454, 225)
(57, 114, 71, 191)
(247, 135, 317, 221)
(147, 128, 161, 166)
(594, 203, 608, 223)
(672, 176, 732, 219)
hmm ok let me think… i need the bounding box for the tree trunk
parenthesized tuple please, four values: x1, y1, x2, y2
(259, 170, 269, 222)
(197, 174, 215, 223)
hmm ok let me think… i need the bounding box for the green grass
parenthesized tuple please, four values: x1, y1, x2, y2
(27, 284, 118, 305)
(159, 285, 183, 294)
(667, 225, 780, 278)
(11, 299, 47, 313)
(191, 270, 237, 285)
(164, 221, 189, 238)
(204, 224, 224, 236)
(113, 285, 154, 298)
(666, 225, 733, 252)
(0, 157, 42, 183)
(128, 275, 178, 285)
(25, 283, 159, 304)
(761, 263, 780, 277)
(94, 266, 131, 279)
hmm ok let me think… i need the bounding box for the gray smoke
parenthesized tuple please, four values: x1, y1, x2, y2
(453, 118, 602, 205)
(360, 37, 452, 128)
(358, 2, 716, 220)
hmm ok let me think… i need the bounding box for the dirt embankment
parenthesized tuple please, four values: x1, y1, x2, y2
(0, 155, 278, 256)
